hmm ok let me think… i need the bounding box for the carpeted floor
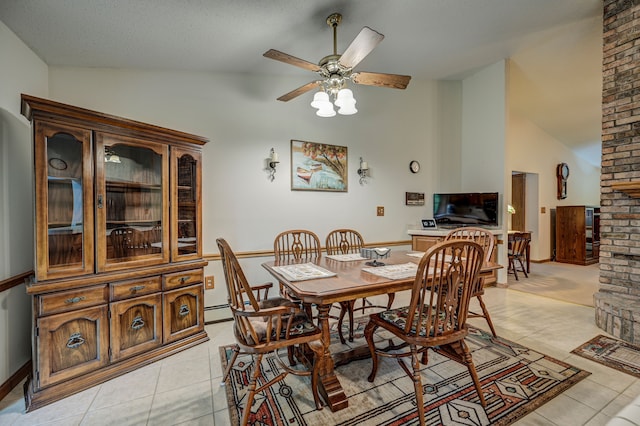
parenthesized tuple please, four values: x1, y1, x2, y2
(220, 320, 590, 426)
(507, 261, 599, 307)
(572, 335, 640, 379)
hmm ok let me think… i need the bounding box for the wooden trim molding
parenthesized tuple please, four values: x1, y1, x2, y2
(611, 181, 640, 198)
(0, 271, 33, 293)
(204, 240, 411, 262)
(0, 361, 31, 402)
(203, 240, 412, 262)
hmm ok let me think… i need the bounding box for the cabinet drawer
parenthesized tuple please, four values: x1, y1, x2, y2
(38, 285, 109, 316)
(163, 268, 203, 290)
(110, 276, 162, 301)
(412, 236, 442, 252)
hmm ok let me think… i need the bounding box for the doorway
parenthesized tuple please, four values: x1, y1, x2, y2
(511, 171, 541, 261)
(511, 173, 526, 231)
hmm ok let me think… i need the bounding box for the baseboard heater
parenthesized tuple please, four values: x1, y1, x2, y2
(204, 304, 233, 325)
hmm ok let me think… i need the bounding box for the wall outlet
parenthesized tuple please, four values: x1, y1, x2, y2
(541, 207, 546, 214)
(205, 275, 214, 289)
(377, 206, 384, 216)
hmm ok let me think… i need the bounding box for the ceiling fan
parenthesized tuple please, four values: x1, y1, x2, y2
(263, 13, 411, 116)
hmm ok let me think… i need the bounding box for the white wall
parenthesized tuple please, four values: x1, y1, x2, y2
(47, 67, 462, 314)
(0, 20, 48, 388)
(507, 112, 600, 260)
(461, 60, 508, 281)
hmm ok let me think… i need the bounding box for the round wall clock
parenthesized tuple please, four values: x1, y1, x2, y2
(409, 160, 420, 174)
(48, 158, 68, 170)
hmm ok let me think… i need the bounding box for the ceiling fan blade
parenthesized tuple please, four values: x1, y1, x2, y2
(351, 72, 412, 89)
(339, 27, 384, 69)
(263, 49, 321, 72)
(277, 81, 321, 102)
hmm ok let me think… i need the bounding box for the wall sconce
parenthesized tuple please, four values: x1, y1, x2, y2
(268, 148, 279, 181)
(357, 157, 369, 185)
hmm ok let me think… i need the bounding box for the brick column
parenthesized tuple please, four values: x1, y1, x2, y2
(595, 0, 640, 344)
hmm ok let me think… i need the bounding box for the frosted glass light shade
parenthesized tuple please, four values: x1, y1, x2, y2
(335, 88, 357, 115)
(311, 91, 330, 109)
(337, 102, 357, 115)
(316, 104, 336, 117)
(334, 89, 354, 107)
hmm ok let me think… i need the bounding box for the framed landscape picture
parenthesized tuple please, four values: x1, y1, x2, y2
(291, 140, 348, 192)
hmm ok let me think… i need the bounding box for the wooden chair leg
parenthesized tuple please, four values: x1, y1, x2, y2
(307, 340, 324, 410)
(476, 295, 497, 337)
(511, 257, 519, 280)
(337, 302, 349, 344)
(221, 344, 240, 385)
(386, 293, 395, 309)
(460, 341, 486, 407)
(365, 320, 380, 382)
(347, 300, 355, 342)
(518, 257, 529, 278)
(411, 347, 426, 426)
(241, 353, 263, 426)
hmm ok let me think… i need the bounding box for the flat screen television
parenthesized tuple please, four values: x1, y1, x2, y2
(433, 192, 499, 227)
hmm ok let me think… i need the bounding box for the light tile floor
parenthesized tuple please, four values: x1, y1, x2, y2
(1, 287, 638, 425)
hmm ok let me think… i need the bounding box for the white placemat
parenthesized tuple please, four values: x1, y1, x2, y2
(406, 251, 425, 258)
(362, 262, 418, 280)
(272, 263, 337, 282)
(326, 254, 367, 261)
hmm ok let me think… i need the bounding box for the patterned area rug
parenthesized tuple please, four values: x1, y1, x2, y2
(220, 320, 590, 425)
(572, 335, 640, 378)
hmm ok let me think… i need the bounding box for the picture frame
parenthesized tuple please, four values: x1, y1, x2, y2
(291, 140, 347, 192)
(422, 219, 437, 229)
(405, 192, 425, 206)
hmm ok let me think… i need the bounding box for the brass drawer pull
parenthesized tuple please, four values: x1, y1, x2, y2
(65, 296, 85, 304)
(66, 333, 85, 349)
(179, 276, 191, 284)
(130, 285, 145, 293)
(179, 304, 190, 317)
(131, 315, 145, 330)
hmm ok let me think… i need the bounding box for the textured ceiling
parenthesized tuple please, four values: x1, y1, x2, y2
(0, 0, 603, 165)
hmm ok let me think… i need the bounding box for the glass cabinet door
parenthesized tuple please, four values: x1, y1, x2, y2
(95, 132, 169, 272)
(34, 121, 94, 280)
(171, 147, 202, 261)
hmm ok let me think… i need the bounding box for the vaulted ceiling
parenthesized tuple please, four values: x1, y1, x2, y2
(0, 0, 603, 165)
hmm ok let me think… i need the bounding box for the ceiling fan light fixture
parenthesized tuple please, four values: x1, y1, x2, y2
(338, 103, 357, 115)
(310, 91, 330, 109)
(334, 88, 357, 115)
(334, 88, 354, 107)
(264, 12, 411, 117)
(316, 104, 336, 117)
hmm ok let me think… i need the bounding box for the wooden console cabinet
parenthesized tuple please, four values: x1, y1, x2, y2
(411, 232, 499, 286)
(21, 95, 209, 411)
(555, 205, 600, 265)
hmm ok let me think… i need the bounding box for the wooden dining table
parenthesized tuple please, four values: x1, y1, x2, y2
(262, 250, 502, 412)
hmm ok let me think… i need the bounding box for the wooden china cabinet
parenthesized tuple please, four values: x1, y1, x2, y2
(21, 94, 209, 411)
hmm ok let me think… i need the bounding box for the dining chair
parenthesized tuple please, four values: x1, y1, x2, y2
(216, 238, 323, 425)
(325, 228, 394, 344)
(444, 227, 498, 337)
(364, 240, 487, 425)
(273, 229, 322, 317)
(508, 232, 530, 281)
(274, 229, 322, 261)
